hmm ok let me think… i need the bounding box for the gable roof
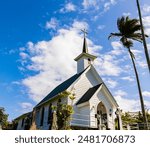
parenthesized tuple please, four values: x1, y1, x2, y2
(90, 65, 119, 107)
(101, 83, 119, 107)
(76, 84, 102, 105)
(36, 69, 86, 107)
(14, 111, 32, 121)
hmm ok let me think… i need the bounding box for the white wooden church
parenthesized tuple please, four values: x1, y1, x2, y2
(15, 34, 122, 130)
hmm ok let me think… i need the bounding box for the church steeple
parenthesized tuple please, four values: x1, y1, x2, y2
(74, 29, 97, 74)
(81, 29, 88, 53)
(82, 37, 88, 53)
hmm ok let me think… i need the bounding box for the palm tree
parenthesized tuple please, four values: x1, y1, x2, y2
(136, 0, 150, 73)
(108, 16, 149, 129)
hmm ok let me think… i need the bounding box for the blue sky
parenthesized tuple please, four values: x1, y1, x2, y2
(0, 0, 150, 121)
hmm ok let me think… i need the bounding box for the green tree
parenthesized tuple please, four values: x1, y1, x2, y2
(136, 0, 150, 73)
(121, 111, 150, 130)
(108, 16, 148, 129)
(121, 112, 137, 130)
(53, 91, 74, 130)
(0, 107, 8, 129)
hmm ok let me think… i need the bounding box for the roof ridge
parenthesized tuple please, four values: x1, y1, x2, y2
(35, 68, 88, 108)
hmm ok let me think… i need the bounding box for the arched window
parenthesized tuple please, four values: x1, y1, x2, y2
(40, 107, 45, 126)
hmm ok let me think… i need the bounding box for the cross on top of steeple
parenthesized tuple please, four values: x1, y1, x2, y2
(81, 29, 88, 38)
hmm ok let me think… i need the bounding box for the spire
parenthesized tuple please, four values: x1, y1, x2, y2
(82, 37, 88, 53)
(74, 29, 97, 73)
(81, 29, 88, 53)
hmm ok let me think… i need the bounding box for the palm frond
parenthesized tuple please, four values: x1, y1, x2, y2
(129, 33, 143, 42)
(117, 16, 125, 33)
(108, 33, 122, 40)
(120, 38, 133, 49)
(108, 16, 148, 51)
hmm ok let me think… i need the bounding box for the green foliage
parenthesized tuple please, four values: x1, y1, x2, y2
(69, 93, 76, 101)
(55, 91, 74, 130)
(56, 103, 73, 130)
(109, 16, 149, 129)
(0, 107, 9, 129)
(59, 91, 71, 98)
(51, 105, 57, 111)
(121, 111, 150, 129)
(109, 16, 148, 49)
(147, 113, 150, 122)
(121, 112, 137, 125)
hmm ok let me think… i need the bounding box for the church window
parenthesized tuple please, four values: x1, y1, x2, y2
(21, 118, 24, 127)
(40, 107, 45, 126)
(47, 103, 53, 125)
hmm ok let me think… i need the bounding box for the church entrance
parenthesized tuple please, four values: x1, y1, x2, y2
(97, 102, 107, 130)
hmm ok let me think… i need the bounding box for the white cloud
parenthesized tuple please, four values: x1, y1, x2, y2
(111, 41, 122, 50)
(122, 12, 131, 16)
(20, 20, 103, 102)
(114, 90, 127, 97)
(19, 102, 33, 113)
(19, 52, 29, 60)
(82, 0, 98, 9)
(143, 91, 150, 98)
(104, 0, 116, 12)
(20, 19, 125, 103)
(95, 53, 122, 76)
(45, 18, 58, 30)
(72, 20, 89, 30)
(132, 49, 142, 55)
(121, 76, 134, 82)
(97, 25, 105, 30)
(142, 16, 150, 36)
(115, 95, 150, 112)
(82, 0, 116, 12)
(60, 2, 76, 13)
(114, 89, 150, 112)
(142, 4, 150, 15)
(142, 16, 150, 27)
(65, 3, 76, 12)
(20, 102, 33, 109)
(110, 41, 124, 55)
(115, 95, 140, 112)
(11, 81, 20, 85)
(104, 78, 118, 89)
(137, 60, 147, 68)
(131, 49, 147, 69)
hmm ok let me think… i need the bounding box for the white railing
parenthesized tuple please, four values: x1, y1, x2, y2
(127, 123, 150, 130)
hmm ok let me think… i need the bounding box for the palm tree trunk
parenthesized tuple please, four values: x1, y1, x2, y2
(136, 0, 150, 73)
(128, 48, 149, 129)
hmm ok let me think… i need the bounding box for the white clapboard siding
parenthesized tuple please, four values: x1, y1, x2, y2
(89, 89, 116, 130)
(69, 69, 100, 105)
